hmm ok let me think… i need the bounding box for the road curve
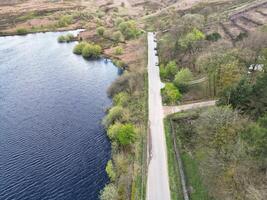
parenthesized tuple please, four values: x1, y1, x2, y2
(146, 32, 171, 200)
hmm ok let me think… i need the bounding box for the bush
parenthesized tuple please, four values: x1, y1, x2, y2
(58, 15, 73, 27)
(97, 26, 105, 36)
(108, 122, 123, 140)
(73, 42, 87, 54)
(115, 17, 124, 26)
(113, 59, 127, 68)
(100, 184, 118, 200)
(118, 20, 140, 40)
(113, 92, 129, 106)
(174, 68, 193, 92)
(103, 106, 124, 127)
(57, 35, 66, 43)
(114, 46, 123, 55)
(57, 33, 75, 43)
(106, 160, 116, 181)
(162, 83, 182, 104)
(16, 28, 28, 35)
(65, 33, 74, 42)
(206, 32, 221, 42)
(116, 123, 136, 146)
(113, 31, 124, 42)
(82, 43, 102, 58)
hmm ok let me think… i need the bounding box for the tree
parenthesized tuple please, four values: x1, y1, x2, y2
(116, 123, 136, 146)
(160, 61, 178, 81)
(177, 28, 205, 51)
(97, 26, 105, 36)
(162, 83, 182, 104)
(241, 113, 267, 158)
(106, 160, 116, 181)
(174, 68, 193, 92)
(197, 51, 245, 96)
(100, 184, 118, 200)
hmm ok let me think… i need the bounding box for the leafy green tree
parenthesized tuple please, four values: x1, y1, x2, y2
(106, 160, 116, 181)
(174, 68, 193, 92)
(116, 123, 136, 146)
(97, 26, 105, 36)
(160, 61, 178, 81)
(162, 83, 182, 104)
(100, 184, 118, 200)
(177, 28, 205, 51)
(219, 71, 267, 119)
(73, 42, 87, 55)
(241, 113, 267, 158)
(197, 51, 245, 96)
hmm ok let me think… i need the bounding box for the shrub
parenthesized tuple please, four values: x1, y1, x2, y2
(108, 122, 123, 140)
(57, 35, 66, 43)
(82, 43, 102, 58)
(113, 59, 127, 68)
(162, 83, 182, 104)
(106, 160, 116, 181)
(58, 33, 75, 43)
(174, 68, 193, 92)
(114, 46, 123, 55)
(65, 33, 74, 42)
(100, 184, 118, 200)
(103, 106, 124, 127)
(97, 26, 105, 36)
(206, 32, 221, 42)
(16, 28, 28, 35)
(115, 17, 124, 26)
(58, 15, 73, 27)
(73, 42, 87, 55)
(113, 31, 124, 42)
(113, 92, 129, 106)
(118, 20, 140, 40)
(116, 123, 136, 146)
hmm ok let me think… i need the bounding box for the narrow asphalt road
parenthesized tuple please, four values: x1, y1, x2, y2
(146, 32, 171, 200)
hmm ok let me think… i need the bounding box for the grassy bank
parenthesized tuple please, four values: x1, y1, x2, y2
(99, 34, 148, 200)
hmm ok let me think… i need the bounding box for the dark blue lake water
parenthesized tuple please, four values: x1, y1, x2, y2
(0, 30, 119, 200)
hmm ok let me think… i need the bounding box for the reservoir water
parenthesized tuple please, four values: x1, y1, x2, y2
(0, 30, 119, 200)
